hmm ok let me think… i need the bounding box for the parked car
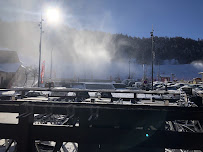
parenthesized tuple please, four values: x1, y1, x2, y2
(171, 83, 189, 89)
(158, 86, 179, 91)
(24, 91, 44, 97)
(132, 82, 142, 89)
(189, 84, 203, 90)
(153, 82, 164, 90)
(112, 83, 127, 90)
(193, 86, 203, 97)
(122, 79, 136, 87)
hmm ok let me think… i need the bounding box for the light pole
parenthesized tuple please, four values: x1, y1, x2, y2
(37, 7, 61, 87)
(150, 25, 154, 90)
(128, 57, 131, 79)
(38, 15, 43, 87)
(50, 47, 53, 79)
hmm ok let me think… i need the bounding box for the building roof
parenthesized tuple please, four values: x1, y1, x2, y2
(0, 50, 20, 63)
(0, 63, 21, 73)
(0, 50, 21, 73)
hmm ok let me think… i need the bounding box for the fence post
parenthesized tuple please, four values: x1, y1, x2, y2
(16, 106, 35, 152)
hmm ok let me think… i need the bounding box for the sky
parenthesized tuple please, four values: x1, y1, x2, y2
(0, 0, 203, 40)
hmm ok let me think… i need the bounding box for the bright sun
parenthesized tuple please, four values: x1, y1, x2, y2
(45, 7, 61, 24)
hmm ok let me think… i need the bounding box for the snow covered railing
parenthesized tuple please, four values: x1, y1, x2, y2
(11, 87, 180, 94)
(11, 87, 181, 102)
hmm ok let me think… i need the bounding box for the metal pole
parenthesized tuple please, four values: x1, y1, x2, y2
(50, 48, 53, 80)
(143, 64, 145, 80)
(150, 25, 154, 90)
(201, 73, 203, 83)
(38, 15, 43, 87)
(128, 58, 131, 79)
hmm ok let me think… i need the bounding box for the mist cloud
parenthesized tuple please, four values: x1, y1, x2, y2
(0, 0, 128, 80)
(191, 61, 203, 70)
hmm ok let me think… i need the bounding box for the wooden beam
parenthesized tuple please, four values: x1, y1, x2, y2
(0, 124, 203, 150)
(0, 101, 203, 120)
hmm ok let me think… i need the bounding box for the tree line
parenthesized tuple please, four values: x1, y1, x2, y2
(111, 34, 203, 64)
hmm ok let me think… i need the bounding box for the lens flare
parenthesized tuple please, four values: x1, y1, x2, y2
(45, 7, 61, 24)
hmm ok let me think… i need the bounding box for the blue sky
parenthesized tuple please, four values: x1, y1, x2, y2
(1, 0, 203, 40)
(63, 0, 203, 39)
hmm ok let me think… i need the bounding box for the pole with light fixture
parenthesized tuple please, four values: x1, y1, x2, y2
(128, 57, 131, 79)
(150, 25, 154, 90)
(38, 14, 43, 87)
(38, 7, 61, 87)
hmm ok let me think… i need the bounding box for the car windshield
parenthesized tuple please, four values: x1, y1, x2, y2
(167, 87, 178, 90)
(26, 92, 41, 96)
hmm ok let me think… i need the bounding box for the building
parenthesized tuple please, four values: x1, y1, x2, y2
(160, 74, 170, 82)
(0, 50, 25, 88)
(198, 72, 203, 83)
(193, 77, 202, 84)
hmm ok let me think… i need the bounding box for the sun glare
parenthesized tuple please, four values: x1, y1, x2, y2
(45, 7, 61, 24)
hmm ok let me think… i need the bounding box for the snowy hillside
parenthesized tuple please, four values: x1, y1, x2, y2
(20, 54, 203, 81)
(43, 61, 203, 80)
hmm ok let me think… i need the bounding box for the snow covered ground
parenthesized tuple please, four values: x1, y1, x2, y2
(19, 49, 203, 81)
(42, 61, 203, 81)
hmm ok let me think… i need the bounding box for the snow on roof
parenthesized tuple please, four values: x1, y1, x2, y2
(0, 63, 21, 73)
(0, 50, 21, 73)
(0, 50, 20, 63)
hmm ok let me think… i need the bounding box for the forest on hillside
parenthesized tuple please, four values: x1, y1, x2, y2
(111, 34, 203, 64)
